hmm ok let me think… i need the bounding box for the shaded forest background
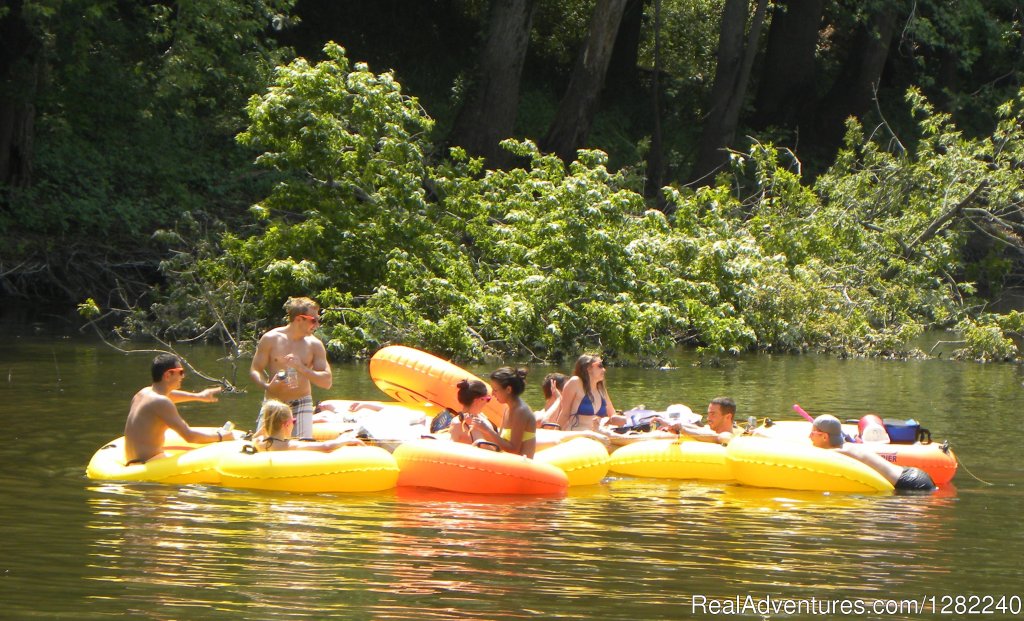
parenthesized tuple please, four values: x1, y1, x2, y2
(2, 0, 1023, 363)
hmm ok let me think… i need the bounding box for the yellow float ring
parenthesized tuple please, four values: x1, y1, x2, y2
(726, 436, 894, 493)
(608, 439, 734, 481)
(85, 428, 241, 485)
(535, 437, 610, 486)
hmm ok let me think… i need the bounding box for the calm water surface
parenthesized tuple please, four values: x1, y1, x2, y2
(1, 319, 1023, 620)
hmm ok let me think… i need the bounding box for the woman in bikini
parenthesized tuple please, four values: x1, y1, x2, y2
(550, 354, 618, 432)
(467, 367, 537, 458)
(253, 400, 364, 452)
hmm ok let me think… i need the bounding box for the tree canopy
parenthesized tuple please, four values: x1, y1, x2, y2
(4, 0, 1024, 364)
(93, 46, 1024, 365)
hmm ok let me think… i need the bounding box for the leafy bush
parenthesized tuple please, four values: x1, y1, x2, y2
(115, 47, 1024, 364)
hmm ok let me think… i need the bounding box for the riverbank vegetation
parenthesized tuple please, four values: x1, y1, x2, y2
(5, 1, 1024, 363)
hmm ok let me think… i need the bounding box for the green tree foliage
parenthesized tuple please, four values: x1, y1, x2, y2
(234, 42, 436, 308)
(141, 47, 1024, 363)
(1, 0, 295, 298)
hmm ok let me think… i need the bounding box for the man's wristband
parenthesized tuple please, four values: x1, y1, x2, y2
(217, 431, 223, 442)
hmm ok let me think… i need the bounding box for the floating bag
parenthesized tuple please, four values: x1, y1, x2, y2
(882, 418, 932, 444)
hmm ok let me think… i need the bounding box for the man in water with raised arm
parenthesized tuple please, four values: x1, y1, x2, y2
(249, 296, 332, 439)
(810, 414, 936, 491)
(124, 354, 229, 465)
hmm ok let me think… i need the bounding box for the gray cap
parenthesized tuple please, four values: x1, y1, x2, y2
(813, 414, 844, 447)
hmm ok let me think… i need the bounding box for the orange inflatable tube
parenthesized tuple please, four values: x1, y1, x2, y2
(869, 442, 958, 486)
(369, 345, 505, 425)
(394, 439, 568, 495)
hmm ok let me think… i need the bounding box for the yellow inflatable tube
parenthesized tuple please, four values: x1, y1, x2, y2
(86, 428, 242, 485)
(535, 437, 610, 486)
(608, 439, 734, 481)
(751, 420, 957, 485)
(726, 436, 894, 493)
(216, 445, 399, 493)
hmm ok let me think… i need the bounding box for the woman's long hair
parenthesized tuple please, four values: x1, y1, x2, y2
(258, 400, 293, 449)
(573, 354, 607, 402)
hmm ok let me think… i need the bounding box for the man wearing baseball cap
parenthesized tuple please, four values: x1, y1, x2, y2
(810, 414, 936, 491)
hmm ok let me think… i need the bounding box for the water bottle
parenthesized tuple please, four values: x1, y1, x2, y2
(275, 368, 298, 388)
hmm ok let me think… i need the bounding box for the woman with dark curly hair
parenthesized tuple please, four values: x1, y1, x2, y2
(467, 367, 536, 458)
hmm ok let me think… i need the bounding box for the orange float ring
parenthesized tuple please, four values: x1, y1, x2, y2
(369, 345, 505, 425)
(868, 443, 958, 485)
(394, 439, 568, 495)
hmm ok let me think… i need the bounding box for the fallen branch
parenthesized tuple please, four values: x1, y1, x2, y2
(80, 309, 244, 393)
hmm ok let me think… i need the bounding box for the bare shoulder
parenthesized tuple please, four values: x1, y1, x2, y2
(511, 399, 534, 421)
(131, 387, 174, 417)
(259, 327, 289, 344)
(254, 328, 289, 358)
(561, 376, 583, 393)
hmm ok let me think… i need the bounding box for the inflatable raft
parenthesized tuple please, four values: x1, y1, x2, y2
(87, 427, 400, 493)
(534, 437, 610, 486)
(216, 445, 400, 493)
(394, 439, 568, 495)
(86, 428, 243, 485)
(311, 399, 439, 451)
(752, 420, 957, 485)
(726, 436, 894, 493)
(369, 345, 506, 425)
(607, 439, 734, 481)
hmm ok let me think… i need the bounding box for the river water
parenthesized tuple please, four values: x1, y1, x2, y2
(1, 318, 1023, 620)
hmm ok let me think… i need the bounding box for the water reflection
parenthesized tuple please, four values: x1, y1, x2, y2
(69, 467, 1024, 620)
(4, 327, 1024, 620)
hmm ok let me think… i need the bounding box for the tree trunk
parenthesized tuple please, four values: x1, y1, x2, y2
(541, 0, 630, 163)
(605, 0, 647, 96)
(644, 0, 665, 205)
(449, 0, 536, 169)
(813, 5, 898, 149)
(751, 0, 826, 129)
(690, 0, 769, 185)
(0, 1, 40, 189)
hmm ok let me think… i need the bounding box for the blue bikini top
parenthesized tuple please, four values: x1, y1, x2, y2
(576, 392, 608, 418)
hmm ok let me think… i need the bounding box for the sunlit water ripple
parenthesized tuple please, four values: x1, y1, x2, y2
(2, 328, 1024, 619)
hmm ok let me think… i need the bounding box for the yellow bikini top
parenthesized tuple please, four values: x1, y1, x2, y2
(501, 427, 536, 442)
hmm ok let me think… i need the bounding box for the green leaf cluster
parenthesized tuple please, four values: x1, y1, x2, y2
(140, 47, 1024, 363)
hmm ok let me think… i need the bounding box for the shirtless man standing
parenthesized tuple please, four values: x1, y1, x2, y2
(249, 296, 333, 439)
(124, 354, 227, 465)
